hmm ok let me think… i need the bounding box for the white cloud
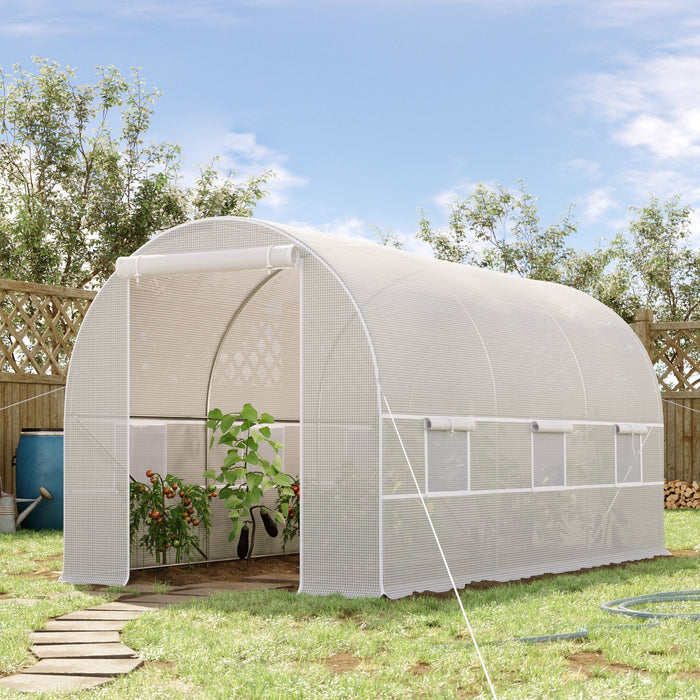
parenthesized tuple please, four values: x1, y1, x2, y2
(223, 132, 276, 162)
(290, 215, 432, 256)
(315, 217, 370, 240)
(580, 187, 618, 222)
(579, 52, 700, 159)
(0, 22, 66, 37)
(114, 2, 243, 25)
(432, 180, 492, 210)
(582, 0, 697, 25)
(218, 130, 308, 209)
(563, 159, 602, 180)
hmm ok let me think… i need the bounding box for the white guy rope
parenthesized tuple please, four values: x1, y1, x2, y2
(382, 392, 498, 700)
(663, 398, 700, 415)
(0, 385, 65, 412)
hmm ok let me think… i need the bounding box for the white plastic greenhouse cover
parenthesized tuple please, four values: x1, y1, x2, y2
(62, 217, 666, 597)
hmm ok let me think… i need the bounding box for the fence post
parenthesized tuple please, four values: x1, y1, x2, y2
(633, 308, 654, 356)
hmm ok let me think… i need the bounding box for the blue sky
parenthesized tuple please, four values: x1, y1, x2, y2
(2, 0, 700, 254)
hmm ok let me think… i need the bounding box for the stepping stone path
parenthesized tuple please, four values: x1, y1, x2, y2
(0, 574, 298, 694)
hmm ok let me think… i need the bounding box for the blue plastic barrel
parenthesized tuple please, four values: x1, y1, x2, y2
(15, 429, 63, 530)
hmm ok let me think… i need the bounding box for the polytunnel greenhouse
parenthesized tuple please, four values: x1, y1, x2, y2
(62, 217, 667, 598)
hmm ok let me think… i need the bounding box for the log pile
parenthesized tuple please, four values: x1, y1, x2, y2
(664, 479, 700, 509)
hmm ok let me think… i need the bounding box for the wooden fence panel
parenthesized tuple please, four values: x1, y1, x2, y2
(634, 309, 700, 483)
(661, 396, 700, 483)
(0, 379, 65, 494)
(0, 279, 95, 495)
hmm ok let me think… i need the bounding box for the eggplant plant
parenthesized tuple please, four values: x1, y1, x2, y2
(204, 403, 294, 562)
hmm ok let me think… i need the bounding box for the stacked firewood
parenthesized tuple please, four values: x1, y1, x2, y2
(664, 479, 700, 509)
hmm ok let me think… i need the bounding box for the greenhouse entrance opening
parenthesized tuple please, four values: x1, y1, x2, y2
(127, 260, 302, 568)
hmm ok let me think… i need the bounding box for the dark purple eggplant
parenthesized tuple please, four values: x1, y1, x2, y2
(261, 510, 279, 537)
(237, 525, 250, 559)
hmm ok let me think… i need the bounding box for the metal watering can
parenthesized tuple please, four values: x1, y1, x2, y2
(0, 477, 52, 534)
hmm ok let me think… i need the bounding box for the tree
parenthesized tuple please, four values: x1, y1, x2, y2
(370, 223, 405, 250)
(0, 58, 270, 288)
(416, 183, 699, 324)
(612, 195, 700, 322)
(416, 180, 643, 322)
(417, 180, 576, 282)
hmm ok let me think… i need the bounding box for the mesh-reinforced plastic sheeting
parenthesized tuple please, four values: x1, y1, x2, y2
(63, 217, 665, 595)
(382, 485, 664, 599)
(63, 280, 130, 585)
(272, 223, 660, 424)
(300, 256, 380, 597)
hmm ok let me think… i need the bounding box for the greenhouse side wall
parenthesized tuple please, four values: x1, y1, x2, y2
(381, 419, 664, 598)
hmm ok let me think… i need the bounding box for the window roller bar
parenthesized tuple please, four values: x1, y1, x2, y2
(424, 417, 476, 432)
(115, 244, 300, 280)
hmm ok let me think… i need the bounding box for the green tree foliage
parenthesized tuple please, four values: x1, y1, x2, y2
(611, 195, 700, 322)
(371, 223, 405, 250)
(417, 182, 699, 323)
(0, 58, 270, 288)
(418, 181, 576, 280)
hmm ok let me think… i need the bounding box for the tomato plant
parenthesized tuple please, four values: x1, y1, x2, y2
(129, 470, 213, 565)
(275, 477, 300, 552)
(204, 403, 294, 561)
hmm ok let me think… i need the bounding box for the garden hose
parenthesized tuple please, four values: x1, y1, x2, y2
(511, 590, 699, 644)
(435, 590, 699, 648)
(601, 590, 700, 620)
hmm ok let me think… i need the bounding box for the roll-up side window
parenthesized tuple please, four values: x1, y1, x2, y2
(531, 421, 573, 488)
(615, 424, 647, 483)
(424, 418, 475, 493)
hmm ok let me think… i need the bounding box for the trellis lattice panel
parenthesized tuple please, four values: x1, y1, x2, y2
(649, 322, 700, 392)
(0, 279, 95, 378)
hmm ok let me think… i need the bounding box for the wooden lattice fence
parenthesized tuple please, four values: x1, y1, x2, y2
(633, 309, 700, 483)
(0, 279, 95, 494)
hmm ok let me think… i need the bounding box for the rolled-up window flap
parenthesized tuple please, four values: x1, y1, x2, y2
(115, 244, 300, 280)
(615, 423, 649, 435)
(424, 417, 476, 432)
(531, 420, 574, 434)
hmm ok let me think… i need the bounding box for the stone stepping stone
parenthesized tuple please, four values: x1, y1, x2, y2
(24, 657, 143, 676)
(241, 573, 300, 584)
(132, 594, 203, 605)
(162, 587, 225, 597)
(89, 602, 156, 612)
(0, 673, 111, 692)
(30, 630, 120, 644)
(204, 581, 290, 591)
(31, 642, 136, 659)
(56, 609, 145, 621)
(43, 620, 128, 632)
(121, 583, 159, 593)
(174, 581, 275, 591)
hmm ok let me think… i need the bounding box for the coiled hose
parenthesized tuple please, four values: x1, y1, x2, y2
(503, 590, 699, 644)
(601, 590, 700, 620)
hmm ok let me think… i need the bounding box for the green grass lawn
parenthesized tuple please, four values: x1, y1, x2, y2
(1, 512, 699, 699)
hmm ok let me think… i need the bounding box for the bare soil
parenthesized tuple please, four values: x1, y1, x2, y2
(126, 554, 299, 588)
(567, 651, 645, 678)
(122, 550, 696, 595)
